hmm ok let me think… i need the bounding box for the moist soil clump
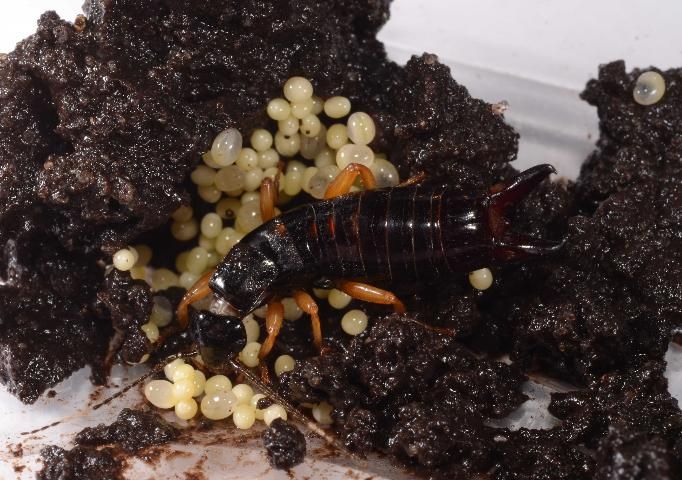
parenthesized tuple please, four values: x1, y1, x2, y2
(262, 418, 307, 470)
(75, 408, 180, 452)
(279, 321, 682, 479)
(37, 445, 123, 480)
(279, 315, 528, 478)
(37, 408, 179, 480)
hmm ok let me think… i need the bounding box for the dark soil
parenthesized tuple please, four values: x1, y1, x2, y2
(37, 445, 123, 480)
(37, 408, 179, 480)
(262, 418, 307, 470)
(75, 408, 180, 453)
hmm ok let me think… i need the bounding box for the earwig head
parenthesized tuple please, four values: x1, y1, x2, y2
(487, 164, 565, 262)
(190, 308, 246, 367)
(210, 242, 279, 314)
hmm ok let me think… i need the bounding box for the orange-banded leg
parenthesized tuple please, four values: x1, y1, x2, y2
(258, 300, 284, 359)
(256, 178, 287, 381)
(324, 163, 376, 199)
(254, 176, 283, 358)
(293, 290, 323, 351)
(176, 269, 216, 329)
(175, 177, 279, 330)
(260, 176, 279, 222)
(336, 280, 406, 314)
(257, 300, 284, 383)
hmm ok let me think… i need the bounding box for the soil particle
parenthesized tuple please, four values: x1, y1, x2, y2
(263, 419, 307, 470)
(9, 443, 23, 457)
(37, 445, 123, 480)
(75, 408, 180, 452)
(37, 409, 179, 479)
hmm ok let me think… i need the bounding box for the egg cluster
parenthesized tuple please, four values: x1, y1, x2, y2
(143, 358, 290, 428)
(143, 357, 335, 427)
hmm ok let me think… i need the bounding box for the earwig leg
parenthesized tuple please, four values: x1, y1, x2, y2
(260, 176, 279, 222)
(398, 171, 427, 187)
(293, 290, 323, 350)
(336, 280, 406, 313)
(258, 300, 284, 360)
(176, 269, 215, 329)
(324, 163, 377, 199)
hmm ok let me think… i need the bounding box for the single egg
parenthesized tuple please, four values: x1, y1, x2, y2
(633, 71, 666, 106)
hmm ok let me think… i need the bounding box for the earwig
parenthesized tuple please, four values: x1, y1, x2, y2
(178, 162, 563, 364)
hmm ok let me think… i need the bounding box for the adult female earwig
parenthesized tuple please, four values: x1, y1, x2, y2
(178, 162, 562, 362)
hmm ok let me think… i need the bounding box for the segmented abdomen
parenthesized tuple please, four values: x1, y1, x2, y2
(285, 185, 489, 287)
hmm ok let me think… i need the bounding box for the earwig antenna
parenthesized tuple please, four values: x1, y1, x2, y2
(21, 350, 200, 435)
(92, 349, 200, 411)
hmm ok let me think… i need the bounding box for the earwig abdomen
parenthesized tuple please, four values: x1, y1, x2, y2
(303, 185, 491, 287)
(210, 165, 560, 314)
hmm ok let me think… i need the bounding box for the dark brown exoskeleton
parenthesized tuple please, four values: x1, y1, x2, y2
(179, 163, 562, 365)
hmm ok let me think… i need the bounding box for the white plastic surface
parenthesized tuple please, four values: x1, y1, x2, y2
(1, 2, 681, 479)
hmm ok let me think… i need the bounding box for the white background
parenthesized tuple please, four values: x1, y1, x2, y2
(382, 0, 682, 90)
(0, 2, 681, 479)
(3, 0, 681, 90)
